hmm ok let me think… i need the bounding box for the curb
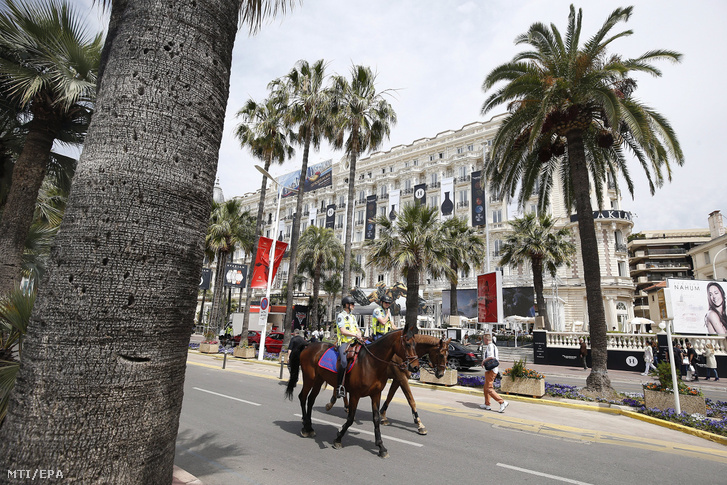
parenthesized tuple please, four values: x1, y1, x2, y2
(188, 349, 727, 446)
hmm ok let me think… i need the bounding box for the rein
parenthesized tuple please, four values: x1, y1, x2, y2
(360, 335, 417, 371)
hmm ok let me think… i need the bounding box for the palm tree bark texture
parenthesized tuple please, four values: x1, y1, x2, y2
(0, 0, 242, 482)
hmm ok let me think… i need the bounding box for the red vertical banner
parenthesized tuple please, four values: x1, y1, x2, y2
(478, 271, 502, 325)
(250, 237, 288, 289)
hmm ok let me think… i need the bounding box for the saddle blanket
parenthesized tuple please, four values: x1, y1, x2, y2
(319, 346, 358, 374)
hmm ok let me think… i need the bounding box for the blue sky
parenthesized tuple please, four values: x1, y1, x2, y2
(75, 0, 727, 232)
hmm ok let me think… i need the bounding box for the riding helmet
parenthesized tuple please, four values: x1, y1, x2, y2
(341, 295, 356, 306)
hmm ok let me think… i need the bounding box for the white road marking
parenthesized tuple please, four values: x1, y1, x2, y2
(193, 387, 261, 406)
(294, 414, 424, 447)
(497, 463, 594, 485)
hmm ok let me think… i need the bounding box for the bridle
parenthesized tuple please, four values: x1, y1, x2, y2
(360, 333, 419, 371)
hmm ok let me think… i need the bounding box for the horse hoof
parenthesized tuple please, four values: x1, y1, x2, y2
(332, 442, 342, 450)
(379, 451, 389, 459)
(417, 427, 428, 435)
(325, 402, 334, 412)
(380, 418, 390, 426)
(300, 429, 316, 438)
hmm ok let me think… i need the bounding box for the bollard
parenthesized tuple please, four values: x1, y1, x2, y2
(222, 346, 229, 369)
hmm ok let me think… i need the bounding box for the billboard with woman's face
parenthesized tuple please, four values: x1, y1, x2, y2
(666, 278, 727, 335)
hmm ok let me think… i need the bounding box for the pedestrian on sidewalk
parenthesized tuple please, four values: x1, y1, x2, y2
(641, 339, 657, 375)
(651, 340, 660, 366)
(685, 340, 699, 381)
(579, 338, 588, 370)
(704, 343, 719, 381)
(479, 333, 508, 413)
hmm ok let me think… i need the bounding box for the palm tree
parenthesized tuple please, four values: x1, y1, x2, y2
(204, 199, 255, 338)
(440, 217, 486, 320)
(270, 59, 333, 344)
(498, 212, 576, 331)
(365, 204, 452, 330)
(322, 274, 342, 326)
(0, 1, 296, 480)
(481, 5, 683, 392)
(297, 225, 344, 329)
(235, 96, 294, 346)
(330, 65, 397, 295)
(0, 0, 103, 295)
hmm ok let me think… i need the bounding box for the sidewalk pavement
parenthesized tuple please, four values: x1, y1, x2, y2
(175, 347, 727, 484)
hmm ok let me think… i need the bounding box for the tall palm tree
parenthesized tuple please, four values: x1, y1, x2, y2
(330, 65, 396, 295)
(297, 225, 344, 329)
(0, 1, 296, 480)
(235, 96, 294, 346)
(498, 212, 576, 331)
(440, 217, 486, 319)
(481, 5, 683, 392)
(365, 204, 452, 330)
(322, 274, 342, 326)
(204, 199, 255, 337)
(0, 0, 103, 295)
(270, 59, 333, 344)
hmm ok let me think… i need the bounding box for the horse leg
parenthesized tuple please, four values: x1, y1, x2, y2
(324, 388, 337, 412)
(371, 394, 389, 458)
(379, 379, 400, 426)
(333, 395, 359, 450)
(302, 377, 324, 438)
(399, 378, 426, 435)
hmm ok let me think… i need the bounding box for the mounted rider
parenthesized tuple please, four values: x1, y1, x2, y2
(371, 294, 397, 340)
(336, 295, 362, 398)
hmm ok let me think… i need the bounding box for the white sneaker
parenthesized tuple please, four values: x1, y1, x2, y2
(479, 404, 491, 410)
(498, 401, 509, 413)
(640, 373, 648, 376)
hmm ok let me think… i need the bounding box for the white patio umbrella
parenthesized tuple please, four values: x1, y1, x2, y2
(630, 317, 655, 334)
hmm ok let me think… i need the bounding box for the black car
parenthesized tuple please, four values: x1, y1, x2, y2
(447, 341, 481, 370)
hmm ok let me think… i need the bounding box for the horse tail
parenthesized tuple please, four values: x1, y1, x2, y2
(284, 343, 307, 400)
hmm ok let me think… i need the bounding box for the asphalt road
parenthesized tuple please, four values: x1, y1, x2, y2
(175, 356, 727, 485)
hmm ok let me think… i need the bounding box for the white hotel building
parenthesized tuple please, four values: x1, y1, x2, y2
(232, 114, 636, 331)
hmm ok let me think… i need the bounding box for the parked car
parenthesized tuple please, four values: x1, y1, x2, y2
(447, 341, 481, 370)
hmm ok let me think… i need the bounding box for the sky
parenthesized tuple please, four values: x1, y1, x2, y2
(76, 0, 726, 233)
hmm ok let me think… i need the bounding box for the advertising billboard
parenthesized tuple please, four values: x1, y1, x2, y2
(666, 278, 727, 335)
(502, 286, 535, 318)
(442, 289, 478, 319)
(477, 271, 503, 324)
(276, 159, 333, 198)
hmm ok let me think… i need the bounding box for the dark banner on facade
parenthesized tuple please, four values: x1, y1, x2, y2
(414, 183, 426, 206)
(199, 268, 212, 290)
(251, 237, 288, 288)
(365, 195, 377, 240)
(471, 170, 486, 227)
(325, 204, 336, 229)
(223, 263, 248, 288)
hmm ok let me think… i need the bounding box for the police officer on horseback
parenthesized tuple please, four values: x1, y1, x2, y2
(371, 294, 397, 340)
(336, 295, 362, 398)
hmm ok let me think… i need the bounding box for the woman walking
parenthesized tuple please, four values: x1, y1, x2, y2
(480, 333, 508, 413)
(704, 343, 719, 381)
(641, 339, 657, 375)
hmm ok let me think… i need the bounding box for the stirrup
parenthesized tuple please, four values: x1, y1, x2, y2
(336, 385, 346, 398)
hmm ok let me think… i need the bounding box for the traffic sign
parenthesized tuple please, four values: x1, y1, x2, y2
(259, 297, 269, 327)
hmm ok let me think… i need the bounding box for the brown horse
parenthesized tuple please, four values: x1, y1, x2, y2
(285, 329, 419, 458)
(331, 334, 450, 435)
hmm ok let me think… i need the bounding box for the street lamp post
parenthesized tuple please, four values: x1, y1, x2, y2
(712, 246, 727, 280)
(254, 165, 296, 361)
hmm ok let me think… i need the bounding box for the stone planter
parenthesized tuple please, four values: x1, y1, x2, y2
(233, 346, 256, 359)
(199, 342, 220, 354)
(419, 367, 457, 386)
(643, 389, 706, 415)
(500, 376, 545, 397)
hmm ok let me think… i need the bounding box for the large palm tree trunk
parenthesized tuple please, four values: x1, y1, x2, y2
(532, 260, 551, 331)
(0, 0, 242, 481)
(342, 149, 358, 294)
(0, 121, 55, 295)
(209, 251, 228, 336)
(567, 131, 611, 392)
(241, 159, 272, 345)
(283, 132, 312, 344)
